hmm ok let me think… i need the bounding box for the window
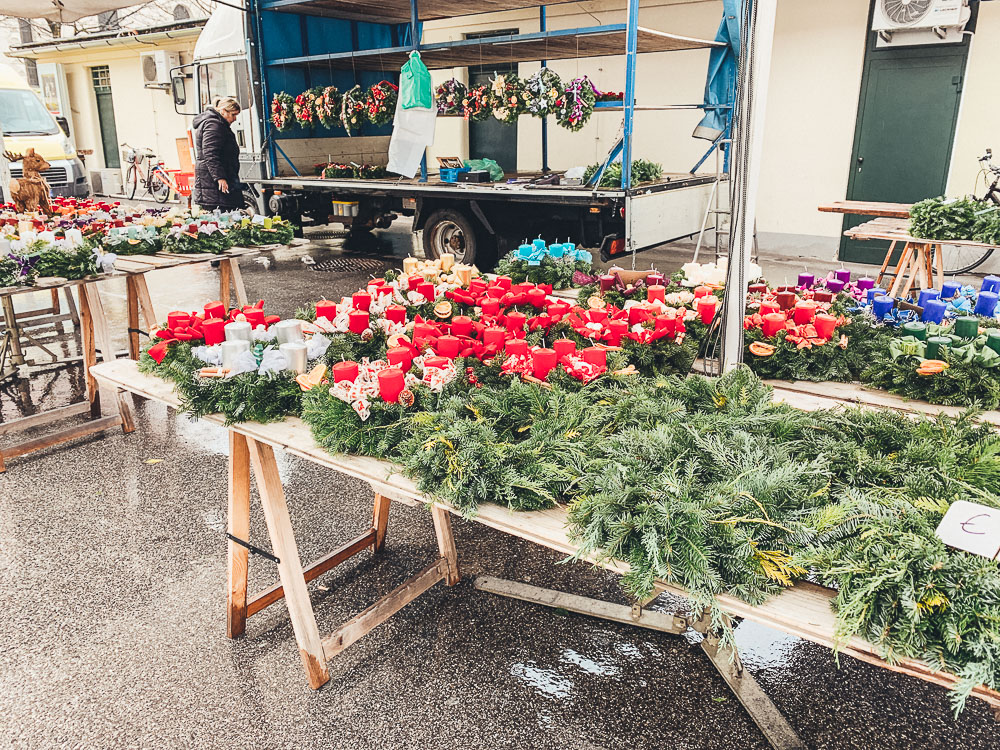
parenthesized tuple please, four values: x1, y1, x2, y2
(91, 65, 112, 92)
(197, 60, 250, 111)
(0, 88, 59, 135)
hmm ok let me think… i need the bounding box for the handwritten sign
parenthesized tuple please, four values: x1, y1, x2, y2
(935, 501, 1000, 560)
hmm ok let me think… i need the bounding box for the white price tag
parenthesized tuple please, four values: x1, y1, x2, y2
(934, 501, 1000, 561)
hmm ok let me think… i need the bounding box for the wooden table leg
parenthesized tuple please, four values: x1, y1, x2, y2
(935, 243, 945, 289)
(875, 240, 896, 288)
(888, 243, 914, 298)
(77, 285, 101, 419)
(431, 505, 460, 586)
(247, 438, 330, 689)
(133, 273, 158, 330)
(899, 249, 922, 300)
(228, 431, 251, 639)
(1, 294, 26, 368)
(64, 287, 80, 327)
(83, 283, 134, 433)
(219, 257, 249, 310)
(372, 493, 391, 554)
(126, 276, 141, 360)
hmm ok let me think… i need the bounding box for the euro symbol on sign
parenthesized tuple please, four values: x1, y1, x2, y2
(959, 514, 991, 536)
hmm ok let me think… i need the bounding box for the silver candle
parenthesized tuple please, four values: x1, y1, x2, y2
(279, 342, 308, 374)
(273, 319, 303, 345)
(221, 339, 250, 370)
(224, 320, 252, 342)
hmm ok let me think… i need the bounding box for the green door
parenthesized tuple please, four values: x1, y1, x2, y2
(469, 64, 517, 174)
(91, 66, 120, 169)
(839, 40, 968, 264)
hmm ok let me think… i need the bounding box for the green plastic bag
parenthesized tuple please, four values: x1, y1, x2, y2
(464, 158, 504, 182)
(400, 51, 432, 110)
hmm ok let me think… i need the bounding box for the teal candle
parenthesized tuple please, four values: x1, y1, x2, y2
(532, 238, 546, 250)
(925, 336, 951, 360)
(987, 330, 1000, 355)
(953, 316, 980, 339)
(548, 243, 565, 258)
(518, 243, 533, 259)
(901, 321, 927, 341)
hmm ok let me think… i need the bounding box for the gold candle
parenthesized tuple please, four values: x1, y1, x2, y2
(454, 264, 472, 287)
(440, 252, 455, 272)
(402, 257, 419, 274)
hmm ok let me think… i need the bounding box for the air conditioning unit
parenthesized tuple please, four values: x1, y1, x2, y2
(873, 0, 971, 45)
(141, 51, 181, 89)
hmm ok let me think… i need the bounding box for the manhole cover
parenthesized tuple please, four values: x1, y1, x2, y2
(308, 229, 350, 240)
(312, 257, 389, 273)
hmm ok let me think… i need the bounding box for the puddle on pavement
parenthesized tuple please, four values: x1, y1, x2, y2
(510, 662, 574, 699)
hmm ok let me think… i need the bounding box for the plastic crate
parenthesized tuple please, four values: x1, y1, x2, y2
(172, 170, 194, 197)
(439, 167, 470, 183)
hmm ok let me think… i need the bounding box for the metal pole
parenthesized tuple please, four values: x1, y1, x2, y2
(540, 6, 549, 172)
(720, 0, 776, 372)
(621, 0, 639, 191)
(410, 0, 419, 50)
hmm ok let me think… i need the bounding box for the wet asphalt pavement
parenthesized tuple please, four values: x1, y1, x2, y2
(1, 223, 998, 750)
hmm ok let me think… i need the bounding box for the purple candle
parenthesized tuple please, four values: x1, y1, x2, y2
(826, 278, 846, 294)
(797, 273, 815, 288)
(835, 268, 852, 284)
(856, 277, 875, 292)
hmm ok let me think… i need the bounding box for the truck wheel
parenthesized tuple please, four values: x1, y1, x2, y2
(423, 209, 480, 265)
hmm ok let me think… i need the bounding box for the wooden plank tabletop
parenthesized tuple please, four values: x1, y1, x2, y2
(845, 217, 1000, 251)
(89, 357, 1000, 711)
(818, 200, 912, 218)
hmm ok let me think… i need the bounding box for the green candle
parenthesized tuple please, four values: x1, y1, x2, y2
(987, 330, 1000, 355)
(901, 321, 927, 341)
(925, 336, 951, 360)
(953, 316, 980, 340)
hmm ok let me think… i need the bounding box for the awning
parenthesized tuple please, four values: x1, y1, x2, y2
(0, 0, 139, 23)
(693, 0, 741, 142)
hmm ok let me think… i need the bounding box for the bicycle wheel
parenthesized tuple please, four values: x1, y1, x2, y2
(941, 244, 995, 275)
(150, 170, 171, 203)
(126, 164, 138, 200)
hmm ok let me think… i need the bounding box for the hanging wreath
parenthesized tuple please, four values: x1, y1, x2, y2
(489, 73, 527, 125)
(435, 78, 467, 116)
(270, 92, 294, 132)
(340, 85, 367, 135)
(556, 76, 597, 132)
(524, 68, 562, 118)
(461, 83, 491, 122)
(316, 86, 342, 129)
(365, 80, 399, 127)
(293, 87, 322, 128)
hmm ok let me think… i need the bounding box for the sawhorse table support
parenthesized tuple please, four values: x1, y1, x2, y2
(875, 240, 944, 299)
(225, 431, 460, 689)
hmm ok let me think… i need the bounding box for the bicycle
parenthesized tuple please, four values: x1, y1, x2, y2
(121, 143, 176, 204)
(943, 149, 1000, 275)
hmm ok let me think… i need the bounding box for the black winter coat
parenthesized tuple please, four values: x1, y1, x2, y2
(193, 108, 242, 209)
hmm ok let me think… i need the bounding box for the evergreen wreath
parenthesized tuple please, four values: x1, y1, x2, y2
(227, 219, 295, 247)
(434, 78, 467, 115)
(340, 85, 367, 134)
(316, 85, 342, 129)
(555, 76, 597, 131)
(23, 240, 99, 280)
(524, 67, 562, 118)
(270, 92, 294, 132)
(293, 87, 322, 128)
(488, 73, 527, 125)
(364, 81, 398, 126)
(494, 250, 594, 289)
(461, 83, 491, 122)
(162, 225, 233, 254)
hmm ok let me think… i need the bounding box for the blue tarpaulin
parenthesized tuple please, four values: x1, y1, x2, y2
(693, 0, 741, 142)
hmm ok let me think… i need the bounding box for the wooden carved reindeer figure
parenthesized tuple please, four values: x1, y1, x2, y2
(4, 149, 53, 215)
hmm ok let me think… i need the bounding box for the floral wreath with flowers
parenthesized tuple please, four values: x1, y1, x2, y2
(340, 84, 367, 135)
(293, 87, 322, 129)
(365, 80, 399, 127)
(555, 76, 598, 132)
(461, 83, 492, 122)
(270, 92, 295, 132)
(524, 68, 563, 118)
(489, 73, 528, 125)
(315, 86, 342, 129)
(434, 78, 467, 116)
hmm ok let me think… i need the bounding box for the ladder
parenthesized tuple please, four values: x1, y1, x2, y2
(692, 140, 758, 265)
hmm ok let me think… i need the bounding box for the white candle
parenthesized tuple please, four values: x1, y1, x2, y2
(224, 321, 252, 342)
(64, 228, 83, 247)
(221, 339, 250, 369)
(273, 319, 303, 345)
(440, 252, 455, 272)
(279, 341, 307, 374)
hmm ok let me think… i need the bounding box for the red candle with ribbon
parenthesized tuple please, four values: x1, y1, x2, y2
(588, 308, 608, 324)
(607, 319, 628, 346)
(423, 356, 449, 372)
(697, 297, 717, 324)
(553, 339, 576, 360)
(378, 368, 405, 403)
(486, 286, 506, 299)
(202, 318, 226, 345)
(407, 275, 423, 290)
(655, 313, 676, 334)
(514, 282, 534, 295)
(348, 310, 369, 334)
(481, 298, 500, 317)
(450, 315, 473, 337)
(813, 290, 833, 303)
(377, 285, 394, 298)
(386, 346, 414, 372)
(628, 306, 652, 326)
(167, 311, 191, 330)
(332, 360, 359, 383)
(761, 313, 787, 337)
(243, 307, 266, 328)
(792, 301, 815, 325)
(776, 291, 797, 310)
(315, 299, 337, 320)
(814, 313, 838, 339)
(436, 335, 461, 358)
(204, 301, 226, 320)
(599, 274, 615, 293)
(748, 283, 768, 295)
(352, 292, 372, 311)
(532, 348, 558, 379)
(385, 305, 406, 324)
(760, 300, 780, 316)
(582, 346, 607, 368)
(505, 339, 529, 357)
(494, 276, 512, 290)
(526, 288, 547, 309)
(647, 285, 666, 304)
(505, 311, 527, 333)
(418, 283, 436, 302)
(483, 326, 506, 349)
(412, 322, 436, 347)
(470, 279, 489, 296)
(693, 286, 712, 299)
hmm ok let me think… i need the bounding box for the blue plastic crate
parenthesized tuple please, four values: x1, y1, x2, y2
(439, 167, 470, 183)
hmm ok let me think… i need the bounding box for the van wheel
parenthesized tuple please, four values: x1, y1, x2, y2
(423, 209, 480, 266)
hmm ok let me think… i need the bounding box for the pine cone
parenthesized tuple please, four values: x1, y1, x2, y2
(398, 389, 415, 408)
(361, 328, 374, 342)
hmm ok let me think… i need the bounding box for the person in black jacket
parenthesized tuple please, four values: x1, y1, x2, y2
(192, 97, 243, 210)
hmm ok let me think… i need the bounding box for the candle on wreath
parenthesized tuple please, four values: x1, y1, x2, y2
(376, 284, 394, 298)
(582, 346, 606, 368)
(412, 322, 436, 347)
(553, 339, 576, 360)
(776, 291, 797, 310)
(761, 313, 786, 337)
(403, 257, 419, 274)
(748, 283, 768, 295)
(486, 285, 506, 300)
(982, 275, 1000, 294)
(548, 243, 565, 258)
(693, 286, 712, 299)
(588, 308, 608, 323)
(332, 360, 359, 383)
(814, 313, 838, 340)
(655, 313, 676, 334)
(417, 282, 436, 302)
(221, 339, 250, 369)
(348, 310, 370, 335)
(987, 330, 1000, 355)
(436, 335, 461, 358)
(225, 320, 252, 342)
(378, 368, 406, 403)
(917, 288, 941, 309)
(243, 307, 266, 328)
(647, 285, 666, 304)
(352, 292, 372, 311)
(954, 316, 980, 339)
(483, 326, 506, 349)
(280, 342, 308, 374)
(386, 346, 414, 372)
(647, 272, 665, 287)
(202, 318, 226, 346)
(315, 299, 337, 320)
(856, 277, 875, 293)
(975, 291, 999, 318)
(901, 321, 927, 341)
(922, 299, 947, 324)
(505, 311, 527, 333)
(505, 339, 529, 357)
(760, 300, 780, 316)
(423, 356, 450, 372)
(792, 301, 815, 326)
(797, 273, 815, 288)
(925, 336, 950, 360)
(481, 298, 501, 317)
(697, 297, 717, 325)
(407, 275, 423, 291)
(167, 311, 191, 330)
(607, 319, 628, 346)
(440, 253, 455, 272)
(628, 306, 652, 326)
(527, 287, 548, 309)
(599, 274, 616, 293)
(834, 268, 852, 284)
(941, 281, 962, 299)
(204, 301, 226, 320)
(532, 348, 558, 379)
(494, 275, 512, 291)
(450, 315, 473, 337)
(872, 296, 894, 319)
(826, 278, 846, 295)
(454, 265, 473, 286)
(385, 305, 406, 324)
(274, 319, 303, 345)
(470, 279, 489, 296)
(813, 290, 833, 304)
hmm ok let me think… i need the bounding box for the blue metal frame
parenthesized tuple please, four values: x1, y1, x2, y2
(540, 5, 549, 172)
(621, 0, 639, 190)
(247, 0, 280, 178)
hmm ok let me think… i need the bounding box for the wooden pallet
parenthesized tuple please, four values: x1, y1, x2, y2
(817, 200, 912, 218)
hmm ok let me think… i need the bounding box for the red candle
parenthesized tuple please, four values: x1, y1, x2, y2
(505, 311, 527, 333)
(814, 313, 838, 339)
(526, 288, 547, 309)
(628, 306, 652, 326)
(761, 313, 787, 337)
(494, 276, 512, 290)
(348, 310, 369, 334)
(776, 291, 797, 310)
(553, 339, 576, 360)
(693, 286, 712, 299)
(759, 300, 780, 316)
(412, 322, 435, 347)
(204, 301, 226, 320)
(532, 348, 558, 379)
(655, 313, 676, 334)
(385, 305, 406, 324)
(436, 335, 461, 358)
(607, 319, 628, 346)
(202, 317, 226, 345)
(451, 315, 473, 337)
(792, 301, 815, 325)
(407, 275, 423, 290)
(588, 308, 608, 323)
(167, 311, 191, 329)
(599, 274, 615, 293)
(243, 307, 265, 328)
(582, 346, 606, 368)
(813, 290, 833, 303)
(352, 292, 372, 311)
(514, 282, 534, 295)
(378, 368, 405, 403)
(647, 272, 665, 287)
(423, 356, 449, 371)
(418, 283, 436, 301)
(546, 302, 567, 318)
(481, 298, 500, 317)
(386, 346, 414, 372)
(368, 277, 385, 288)
(483, 327, 506, 349)
(647, 285, 665, 304)
(470, 279, 489, 296)
(505, 339, 529, 357)
(315, 300, 337, 320)
(486, 285, 506, 299)
(377, 285, 394, 298)
(697, 297, 717, 324)
(332, 360, 359, 383)
(748, 283, 768, 295)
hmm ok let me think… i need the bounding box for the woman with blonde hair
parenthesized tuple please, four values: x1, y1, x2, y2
(192, 96, 243, 210)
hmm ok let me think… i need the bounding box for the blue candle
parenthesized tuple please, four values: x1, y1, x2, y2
(873, 295, 894, 319)
(982, 276, 1000, 294)
(917, 288, 941, 308)
(564, 243, 576, 255)
(974, 291, 999, 318)
(577, 249, 593, 263)
(941, 281, 962, 299)
(518, 244, 533, 260)
(548, 243, 565, 258)
(866, 287, 884, 304)
(532, 238, 546, 250)
(922, 298, 947, 324)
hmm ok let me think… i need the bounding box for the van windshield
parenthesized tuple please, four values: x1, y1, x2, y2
(0, 89, 59, 136)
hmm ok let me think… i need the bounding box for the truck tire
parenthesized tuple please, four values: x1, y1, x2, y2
(423, 208, 480, 266)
